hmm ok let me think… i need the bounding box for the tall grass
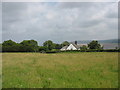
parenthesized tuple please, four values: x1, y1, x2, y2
(2, 52, 118, 88)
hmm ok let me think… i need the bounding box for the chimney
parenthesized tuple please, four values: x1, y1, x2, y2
(75, 41, 77, 45)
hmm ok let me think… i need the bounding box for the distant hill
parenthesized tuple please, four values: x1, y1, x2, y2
(71, 39, 119, 49)
(76, 39, 119, 44)
(98, 39, 119, 44)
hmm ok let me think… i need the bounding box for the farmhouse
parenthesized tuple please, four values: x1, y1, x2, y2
(60, 41, 118, 51)
(60, 41, 87, 51)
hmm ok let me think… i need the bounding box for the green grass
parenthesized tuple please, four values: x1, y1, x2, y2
(2, 52, 118, 88)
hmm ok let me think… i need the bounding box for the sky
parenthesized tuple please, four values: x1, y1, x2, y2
(1, 1, 118, 45)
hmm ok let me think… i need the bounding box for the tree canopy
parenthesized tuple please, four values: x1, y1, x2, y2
(43, 40, 54, 50)
(61, 41, 69, 46)
(2, 40, 63, 52)
(20, 40, 39, 52)
(1, 40, 108, 52)
(2, 40, 20, 52)
(80, 45, 88, 51)
(88, 40, 102, 49)
(2, 40, 39, 52)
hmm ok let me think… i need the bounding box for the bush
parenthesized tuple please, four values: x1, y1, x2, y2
(45, 51, 57, 53)
(51, 49, 60, 52)
(85, 49, 118, 52)
(39, 46, 48, 52)
(45, 49, 60, 53)
(60, 50, 80, 53)
(88, 40, 102, 49)
(2, 40, 20, 52)
(103, 49, 119, 52)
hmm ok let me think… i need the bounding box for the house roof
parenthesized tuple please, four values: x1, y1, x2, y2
(61, 43, 88, 50)
(70, 43, 80, 49)
(60, 45, 68, 50)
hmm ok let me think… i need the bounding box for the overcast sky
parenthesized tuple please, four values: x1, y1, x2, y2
(2, 2, 118, 45)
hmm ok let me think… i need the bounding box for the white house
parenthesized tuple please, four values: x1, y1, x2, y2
(60, 42, 87, 51)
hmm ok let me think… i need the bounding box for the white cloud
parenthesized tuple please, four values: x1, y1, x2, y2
(2, 2, 118, 44)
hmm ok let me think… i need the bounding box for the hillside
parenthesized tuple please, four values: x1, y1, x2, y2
(76, 39, 119, 44)
(71, 39, 119, 49)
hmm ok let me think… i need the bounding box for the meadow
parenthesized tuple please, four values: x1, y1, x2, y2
(2, 52, 118, 88)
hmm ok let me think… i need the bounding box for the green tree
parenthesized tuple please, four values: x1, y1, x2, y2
(43, 40, 54, 50)
(88, 40, 102, 49)
(2, 40, 16, 46)
(54, 44, 62, 49)
(2, 40, 20, 52)
(0, 43, 2, 52)
(80, 45, 88, 51)
(39, 46, 48, 52)
(20, 40, 39, 52)
(61, 41, 69, 47)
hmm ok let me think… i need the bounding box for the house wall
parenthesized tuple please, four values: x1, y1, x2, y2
(66, 44, 77, 50)
(60, 49, 66, 51)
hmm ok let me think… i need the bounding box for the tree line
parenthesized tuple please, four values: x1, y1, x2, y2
(1, 40, 69, 52)
(0, 39, 119, 52)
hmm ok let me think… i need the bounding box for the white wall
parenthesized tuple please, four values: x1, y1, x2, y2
(60, 48, 66, 51)
(66, 44, 77, 50)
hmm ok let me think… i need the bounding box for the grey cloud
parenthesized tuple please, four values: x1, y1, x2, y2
(105, 3, 118, 19)
(58, 2, 111, 9)
(106, 12, 117, 18)
(3, 3, 27, 21)
(59, 2, 93, 9)
(2, 2, 118, 45)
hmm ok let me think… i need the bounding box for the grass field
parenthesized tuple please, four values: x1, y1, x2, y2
(2, 52, 118, 88)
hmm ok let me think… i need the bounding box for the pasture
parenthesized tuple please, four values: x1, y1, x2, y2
(2, 52, 118, 88)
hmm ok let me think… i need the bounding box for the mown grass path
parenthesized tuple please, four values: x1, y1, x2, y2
(2, 52, 118, 88)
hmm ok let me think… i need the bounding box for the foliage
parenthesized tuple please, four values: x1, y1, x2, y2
(2, 39, 118, 52)
(2, 39, 63, 52)
(54, 44, 62, 49)
(39, 46, 48, 52)
(80, 45, 88, 51)
(45, 49, 60, 53)
(19, 40, 39, 52)
(2, 40, 16, 46)
(43, 40, 54, 50)
(88, 40, 102, 49)
(2, 40, 20, 52)
(103, 49, 119, 52)
(0, 43, 2, 52)
(61, 41, 69, 47)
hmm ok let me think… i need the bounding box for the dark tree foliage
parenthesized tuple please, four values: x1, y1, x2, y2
(39, 46, 48, 52)
(88, 40, 102, 49)
(2, 39, 63, 52)
(0, 43, 2, 52)
(19, 40, 39, 52)
(80, 45, 88, 51)
(2, 40, 16, 46)
(54, 44, 62, 49)
(1, 39, 119, 52)
(61, 41, 69, 47)
(43, 40, 54, 50)
(2, 40, 20, 52)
